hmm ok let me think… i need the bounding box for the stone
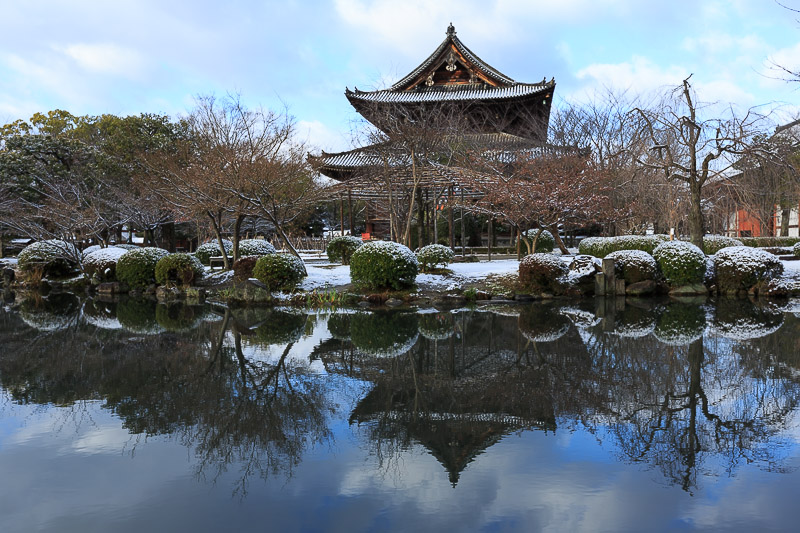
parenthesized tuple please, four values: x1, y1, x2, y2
(97, 282, 126, 294)
(626, 280, 656, 296)
(1, 268, 15, 286)
(385, 298, 403, 307)
(668, 283, 708, 296)
(156, 286, 183, 301)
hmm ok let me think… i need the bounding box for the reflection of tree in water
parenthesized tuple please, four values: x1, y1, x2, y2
(0, 299, 331, 496)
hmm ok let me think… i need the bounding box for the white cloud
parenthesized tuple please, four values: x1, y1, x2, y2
(297, 119, 350, 152)
(572, 56, 689, 99)
(57, 43, 147, 79)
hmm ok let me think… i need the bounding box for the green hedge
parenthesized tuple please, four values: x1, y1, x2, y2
(154, 253, 204, 286)
(578, 235, 669, 257)
(350, 241, 419, 290)
(116, 247, 170, 289)
(326, 236, 363, 265)
(703, 235, 743, 255)
(738, 236, 800, 248)
(252, 253, 306, 291)
(652, 241, 706, 286)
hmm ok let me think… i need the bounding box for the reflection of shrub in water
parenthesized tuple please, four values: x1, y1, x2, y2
(254, 310, 307, 345)
(709, 299, 784, 340)
(116, 298, 162, 334)
(418, 312, 455, 340)
(155, 303, 205, 333)
(518, 304, 570, 342)
(19, 293, 80, 331)
(82, 298, 122, 330)
(327, 313, 352, 341)
(613, 304, 659, 338)
(350, 311, 419, 357)
(653, 303, 706, 345)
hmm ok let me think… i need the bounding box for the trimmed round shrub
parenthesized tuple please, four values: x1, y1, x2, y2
(350, 311, 419, 357)
(793, 242, 800, 258)
(112, 243, 139, 250)
(417, 244, 455, 272)
(519, 253, 568, 291)
(154, 253, 204, 286)
(524, 229, 555, 253)
(232, 255, 259, 281)
(83, 247, 127, 281)
(18, 239, 79, 277)
(238, 239, 276, 257)
(652, 241, 706, 286)
(195, 239, 233, 265)
(606, 249, 658, 284)
(327, 235, 363, 265)
(116, 247, 170, 289)
(703, 235, 743, 255)
(713, 246, 784, 293)
(82, 244, 106, 256)
(252, 253, 306, 291)
(653, 303, 706, 345)
(350, 241, 419, 290)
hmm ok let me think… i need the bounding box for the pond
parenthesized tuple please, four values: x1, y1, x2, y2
(1, 293, 800, 532)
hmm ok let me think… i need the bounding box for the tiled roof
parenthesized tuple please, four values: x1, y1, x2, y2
(391, 23, 516, 90)
(346, 82, 552, 104)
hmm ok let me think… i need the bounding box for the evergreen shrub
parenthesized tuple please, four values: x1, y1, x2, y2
(252, 253, 306, 291)
(739, 236, 800, 248)
(18, 239, 79, 278)
(606, 249, 658, 284)
(518, 253, 568, 292)
(416, 244, 455, 272)
(238, 239, 276, 257)
(713, 246, 783, 292)
(703, 235, 743, 255)
(154, 253, 204, 286)
(793, 242, 800, 258)
(350, 241, 419, 290)
(578, 235, 669, 257)
(652, 241, 706, 286)
(83, 247, 127, 281)
(326, 235, 363, 264)
(116, 247, 170, 289)
(195, 239, 233, 265)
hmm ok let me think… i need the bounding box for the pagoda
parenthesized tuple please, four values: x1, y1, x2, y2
(312, 23, 557, 240)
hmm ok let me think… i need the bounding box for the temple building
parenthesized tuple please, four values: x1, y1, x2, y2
(311, 24, 558, 242)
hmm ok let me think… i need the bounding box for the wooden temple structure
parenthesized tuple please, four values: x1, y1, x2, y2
(310, 24, 558, 241)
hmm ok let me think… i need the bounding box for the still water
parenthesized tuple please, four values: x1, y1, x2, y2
(1, 293, 800, 532)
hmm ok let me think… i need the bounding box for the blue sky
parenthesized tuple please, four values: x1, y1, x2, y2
(1, 0, 799, 152)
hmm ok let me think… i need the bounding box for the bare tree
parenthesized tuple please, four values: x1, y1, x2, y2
(632, 76, 769, 247)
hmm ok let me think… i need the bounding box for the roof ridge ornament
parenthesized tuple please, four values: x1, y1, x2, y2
(447, 23, 456, 36)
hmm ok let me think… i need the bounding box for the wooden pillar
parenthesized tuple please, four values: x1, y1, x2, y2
(488, 215, 493, 261)
(448, 186, 454, 249)
(339, 196, 345, 236)
(433, 190, 439, 246)
(347, 190, 353, 235)
(460, 187, 466, 256)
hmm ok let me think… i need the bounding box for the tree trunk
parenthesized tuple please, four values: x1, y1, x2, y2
(207, 210, 230, 270)
(416, 188, 425, 248)
(780, 205, 791, 237)
(448, 186, 454, 248)
(688, 181, 705, 249)
(232, 214, 245, 263)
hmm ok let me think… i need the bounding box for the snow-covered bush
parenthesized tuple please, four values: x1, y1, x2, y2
(519, 253, 568, 292)
(713, 246, 783, 293)
(350, 241, 419, 290)
(253, 253, 306, 291)
(112, 243, 139, 250)
(739, 236, 800, 248)
(116, 247, 170, 289)
(238, 239, 276, 257)
(82, 244, 108, 257)
(154, 253, 204, 286)
(653, 303, 706, 345)
(703, 235, 743, 255)
(254, 309, 307, 344)
(416, 244, 454, 272)
(652, 241, 706, 286)
(195, 239, 233, 265)
(326, 235, 363, 265)
(793, 242, 800, 258)
(578, 235, 668, 257)
(18, 239, 79, 278)
(232, 255, 259, 281)
(350, 311, 419, 357)
(523, 229, 555, 253)
(83, 247, 127, 282)
(577, 237, 606, 257)
(606, 249, 658, 284)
